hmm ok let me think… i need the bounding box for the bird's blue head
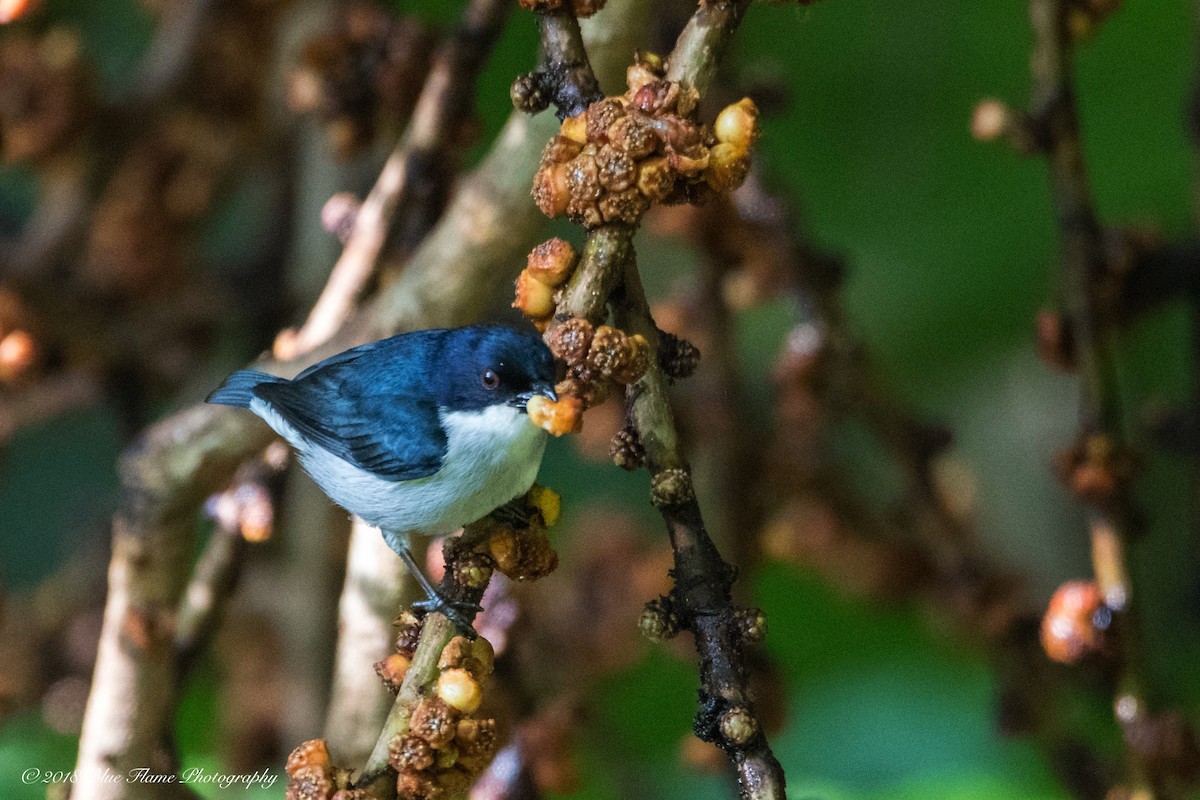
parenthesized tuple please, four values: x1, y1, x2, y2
(433, 325, 558, 413)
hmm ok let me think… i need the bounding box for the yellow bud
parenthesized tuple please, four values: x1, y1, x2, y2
(560, 112, 587, 144)
(526, 238, 578, 287)
(705, 142, 751, 193)
(528, 485, 562, 527)
(436, 668, 483, 714)
(488, 528, 519, 574)
(513, 270, 556, 319)
(714, 97, 759, 151)
(533, 163, 571, 218)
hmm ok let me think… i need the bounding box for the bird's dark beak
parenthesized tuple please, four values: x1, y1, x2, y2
(511, 382, 558, 413)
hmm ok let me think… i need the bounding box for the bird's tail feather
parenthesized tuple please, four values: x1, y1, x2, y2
(206, 370, 285, 408)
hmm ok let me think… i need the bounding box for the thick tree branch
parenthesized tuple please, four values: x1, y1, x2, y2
(323, 520, 419, 766)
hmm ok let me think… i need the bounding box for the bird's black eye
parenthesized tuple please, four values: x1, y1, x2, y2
(481, 368, 500, 390)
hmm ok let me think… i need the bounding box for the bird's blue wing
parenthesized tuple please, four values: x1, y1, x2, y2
(255, 336, 448, 480)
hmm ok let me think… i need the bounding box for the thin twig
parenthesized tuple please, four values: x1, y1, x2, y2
(1028, 0, 1155, 795)
(173, 520, 246, 677)
(614, 256, 786, 798)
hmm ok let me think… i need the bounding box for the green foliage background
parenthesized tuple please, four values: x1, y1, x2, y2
(2, 1, 1198, 798)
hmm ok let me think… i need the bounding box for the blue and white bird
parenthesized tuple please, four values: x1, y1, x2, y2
(207, 324, 558, 630)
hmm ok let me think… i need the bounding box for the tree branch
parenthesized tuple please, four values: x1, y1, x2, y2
(529, 2, 784, 797)
(1027, 1, 1156, 795)
(613, 256, 785, 799)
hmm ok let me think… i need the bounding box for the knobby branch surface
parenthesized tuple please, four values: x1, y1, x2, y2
(355, 522, 494, 793)
(1028, 0, 1154, 795)
(537, 1, 786, 797)
(613, 258, 786, 798)
(290, 0, 513, 355)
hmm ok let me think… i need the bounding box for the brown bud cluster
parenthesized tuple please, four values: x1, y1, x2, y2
(587, 325, 651, 384)
(292, 3, 434, 158)
(735, 608, 768, 642)
(1040, 580, 1111, 665)
(719, 706, 759, 746)
(1053, 433, 1137, 508)
(639, 596, 680, 642)
(514, 238, 579, 328)
(657, 331, 701, 379)
(285, 739, 355, 800)
(394, 610, 425, 658)
(559, 364, 609, 408)
(438, 635, 495, 678)
(650, 467, 695, 507)
(516, 0, 607, 18)
(0, 29, 93, 165)
(388, 634, 500, 800)
(438, 482, 561, 586)
(532, 57, 759, 228)
(609, 427, 644, 471)
(533, 322, 650, 436)
(545, 318, 594, 367)
(510, 71, 550, 114)
(450, 551, 494, 590)
(374, 653, 412, 693)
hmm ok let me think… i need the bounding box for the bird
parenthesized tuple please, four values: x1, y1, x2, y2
(207, 324, 558, 632)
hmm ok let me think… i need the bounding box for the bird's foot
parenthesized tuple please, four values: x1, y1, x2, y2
(413, 595, 483, 639)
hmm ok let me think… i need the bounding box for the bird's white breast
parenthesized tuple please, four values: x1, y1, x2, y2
(250, 398, 547, 537)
